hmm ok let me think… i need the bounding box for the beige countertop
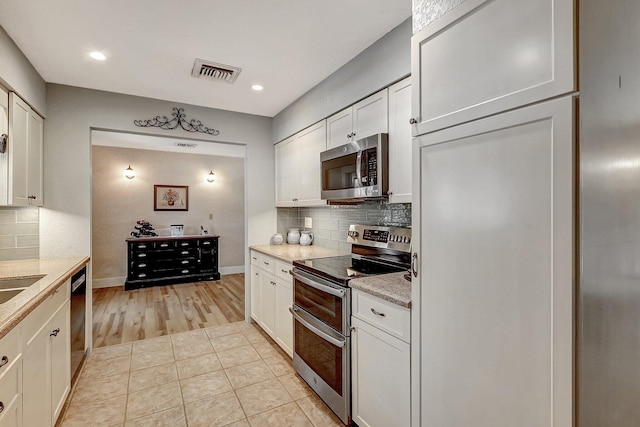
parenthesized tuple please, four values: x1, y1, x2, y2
(250, 244, 348, 263)
(349, 271, 412, 308)
(0, 257, 90, 340)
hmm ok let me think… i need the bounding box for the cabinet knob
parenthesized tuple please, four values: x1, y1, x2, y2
(0, 356, 8, 368)
(50, 328, 60, 337)
(409, 118, 418, 125)
(28, 195, 36, 200)
(387, 190, 393, 196)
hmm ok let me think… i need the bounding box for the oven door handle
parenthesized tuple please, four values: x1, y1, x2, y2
(291, 270, 346, 298)
(290, 307, 346, 348)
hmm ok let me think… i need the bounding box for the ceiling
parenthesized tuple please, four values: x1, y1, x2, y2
(0, 0, 411, 118)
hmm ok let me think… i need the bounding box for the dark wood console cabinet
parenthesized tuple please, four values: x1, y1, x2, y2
(125, 235, 220, 290)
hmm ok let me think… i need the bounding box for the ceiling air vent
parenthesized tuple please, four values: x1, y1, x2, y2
(192, 59, 241, 84)
(176, 142, 198, 148)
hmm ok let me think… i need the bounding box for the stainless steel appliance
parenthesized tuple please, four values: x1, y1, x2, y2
(70, 266, 86, 383)
(290, 224, 411, 425)
(320, 134, 388, 202)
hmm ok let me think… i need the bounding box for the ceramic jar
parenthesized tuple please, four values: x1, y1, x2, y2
(287, 228, 301, 244)
(270, 233, 284, 245)
(300, 231, 314, 246)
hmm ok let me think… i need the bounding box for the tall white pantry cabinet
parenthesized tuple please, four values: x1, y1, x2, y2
(410, 1, 576, 426)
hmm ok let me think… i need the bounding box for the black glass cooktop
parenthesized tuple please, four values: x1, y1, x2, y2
(293, 255, 406, 286)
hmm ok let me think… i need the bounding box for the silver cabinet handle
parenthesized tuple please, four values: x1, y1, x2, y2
(371, 308, 386, 317)
(412, 253, 418, 278)
(0, 356, 8, 368)
(281, 269, 288, 274)
(263, 261, 270, 266)
(409, 118, 418, 125)
(50, 328, 60, 337)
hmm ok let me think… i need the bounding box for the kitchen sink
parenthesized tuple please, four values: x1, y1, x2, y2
(0, 275, 45, 304)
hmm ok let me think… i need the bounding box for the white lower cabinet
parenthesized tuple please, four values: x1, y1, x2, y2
(351, 290, 410, 427)
(22, 281, 71, 427)
(250, 251, 293, 357)
(0, 327, 22, 427)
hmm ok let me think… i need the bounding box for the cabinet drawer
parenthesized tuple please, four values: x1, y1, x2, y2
(0, 356, 21, 406)
(199, 239, 215, 247)
(0, 394, 21, 427)
(0, 327, 20, 373)
(130, 241, 151, 251)
(176, 240, 196, 249)
(352, 290, 410, 343)
(154, 240, 175, 249)
(259, 254, 275, 275)
(274, 260, 292, 282)
(175, 248, 196, 258)
(22, 280, 70, 344)
(250, 251, 260, 266)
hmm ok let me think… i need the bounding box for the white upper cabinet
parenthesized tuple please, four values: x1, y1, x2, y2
(0, 90, 44, 206)
(327, 89, 388, 149)
(275, 120, 326, 207)
(387, 77, 412, 204)
(411, 0, 575, 136)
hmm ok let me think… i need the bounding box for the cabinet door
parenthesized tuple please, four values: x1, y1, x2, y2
(23, 323, 51, 427)
(413, 97, 574, 427)
(250, 265, 261, 322)
(295, 121, 326, 206)
(326, 107, 352, 149)
(274, 277, 293, 357)
(6, 93, 29, 206)
(259, 272, 276, 337)
(275, 136, 297, 207)
(411, 0, 575, 135)
(352, 317, 410, 427)
(352, 89, 388, 141)
(387, 78, 412, 204)
(26, 110, 43, 206)
(50, 301, 70, 424)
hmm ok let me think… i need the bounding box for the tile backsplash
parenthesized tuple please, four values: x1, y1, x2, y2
(0, 207, 39, 260)
(277, 202, 411, 252)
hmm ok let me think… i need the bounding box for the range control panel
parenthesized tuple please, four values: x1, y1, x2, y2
(347, 224, 411, 252)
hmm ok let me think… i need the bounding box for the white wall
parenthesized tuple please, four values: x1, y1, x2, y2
(41, 84, 274, 260)
(271, 18, 412, 143)
(0, 25, 46, 115)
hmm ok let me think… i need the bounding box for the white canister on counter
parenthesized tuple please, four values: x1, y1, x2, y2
(300, 231, 314, 246)
(287, 228, 301, 244)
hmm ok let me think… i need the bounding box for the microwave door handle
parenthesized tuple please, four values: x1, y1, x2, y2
(356, 150, 363, 188)
(290, 307, 346, 348)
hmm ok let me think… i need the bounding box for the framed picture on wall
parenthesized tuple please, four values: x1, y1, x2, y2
(154, 185, 188, 211)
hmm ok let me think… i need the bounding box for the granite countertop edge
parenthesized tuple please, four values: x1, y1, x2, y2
(250, 244, 348, 263)
(349, 271, 412, 309)
(0, 257, 90, 340)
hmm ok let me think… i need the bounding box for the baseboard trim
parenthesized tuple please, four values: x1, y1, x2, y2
(92, 277, 125, 289)
(219, 265, 245, 275)
(93, 267, 244, 289)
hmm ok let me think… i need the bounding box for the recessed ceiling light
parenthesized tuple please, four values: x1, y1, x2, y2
(89, 51, 106, 61)
(251, 84, 264, 91)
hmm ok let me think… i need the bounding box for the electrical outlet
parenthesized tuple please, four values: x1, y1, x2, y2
(304, 217, 312, 228)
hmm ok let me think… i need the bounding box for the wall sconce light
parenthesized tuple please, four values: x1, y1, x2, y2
(124, 164, 135, 179)
(206, 170, 216, 182)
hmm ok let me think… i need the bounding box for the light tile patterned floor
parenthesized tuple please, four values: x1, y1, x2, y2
(60, 321, 343, 427)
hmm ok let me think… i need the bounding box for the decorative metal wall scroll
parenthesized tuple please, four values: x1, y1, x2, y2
(134, 107, 220, 136)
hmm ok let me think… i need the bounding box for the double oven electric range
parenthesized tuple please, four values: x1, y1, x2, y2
(290, 224, 412, 425)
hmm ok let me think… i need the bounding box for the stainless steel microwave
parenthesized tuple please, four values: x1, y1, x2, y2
(320, 133, 388, 201)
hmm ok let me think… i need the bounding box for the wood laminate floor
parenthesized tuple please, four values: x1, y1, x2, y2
(92, 274, 245, 348)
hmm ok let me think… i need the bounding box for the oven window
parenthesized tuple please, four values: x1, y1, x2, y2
(294, 279, 343, 331)
(295, 318, 344, 396)
(322, 153, 357, 191)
